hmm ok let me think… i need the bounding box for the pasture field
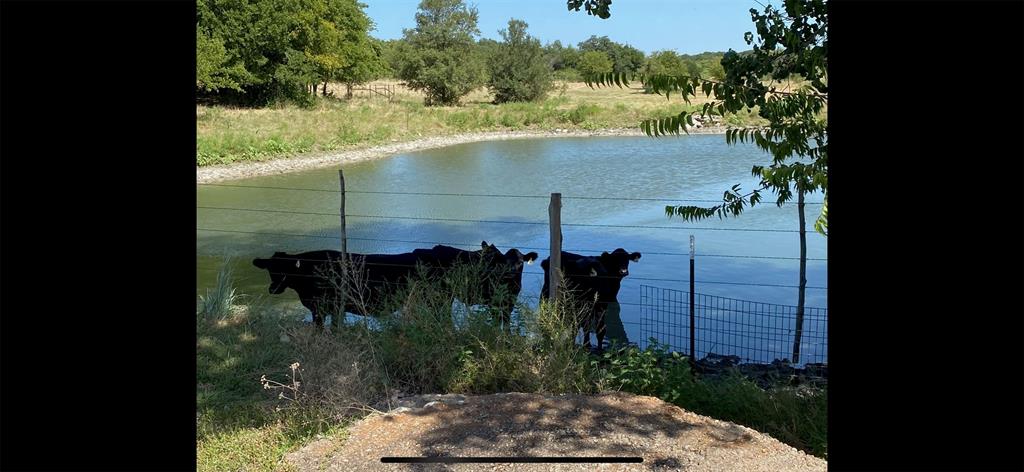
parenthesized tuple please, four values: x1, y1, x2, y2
(195, 79, 821, 167)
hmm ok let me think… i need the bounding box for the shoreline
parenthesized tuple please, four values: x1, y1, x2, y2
(196, 126, 727, 183)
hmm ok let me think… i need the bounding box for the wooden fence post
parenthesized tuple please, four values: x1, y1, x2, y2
(548, 193, 562, 301)
(336, 169, 347, 329)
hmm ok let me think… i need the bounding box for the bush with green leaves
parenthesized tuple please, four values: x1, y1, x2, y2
(590, 340, 826, 457)
(395, 0, 486, 105)
(577, 50, 613, 77)
(487, 19, 553, 103)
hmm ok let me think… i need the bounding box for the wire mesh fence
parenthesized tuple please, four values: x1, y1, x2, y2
(639, 284, 827, 365)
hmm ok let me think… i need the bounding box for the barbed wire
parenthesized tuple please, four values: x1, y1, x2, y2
(197, 226, 823, 259)
(197, 228, 827, 262)
(197, 206, 807, 233)
(197, 183, 826, 205)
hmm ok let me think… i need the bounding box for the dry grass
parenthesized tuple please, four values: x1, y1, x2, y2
(196, 79, 786, 167)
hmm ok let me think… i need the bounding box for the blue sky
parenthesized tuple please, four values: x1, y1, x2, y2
(364, 0, 763, 55)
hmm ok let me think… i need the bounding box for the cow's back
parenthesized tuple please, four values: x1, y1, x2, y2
(540, 252, 603, 301)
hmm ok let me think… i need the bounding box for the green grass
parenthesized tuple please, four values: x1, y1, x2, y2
(196, 80, 776, 166)
(593, 342, 827, 458)
(197, 259, 826, 469)
(196, 260, 346, 471)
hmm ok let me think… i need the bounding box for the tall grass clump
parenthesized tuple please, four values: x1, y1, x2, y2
(198, 259, 241, 320)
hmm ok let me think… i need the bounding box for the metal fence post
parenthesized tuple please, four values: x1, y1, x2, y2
(689, 235, 696, 361)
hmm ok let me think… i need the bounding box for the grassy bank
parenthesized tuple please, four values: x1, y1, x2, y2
(196, 80, 775, 167)
(196, 260, 826, 470)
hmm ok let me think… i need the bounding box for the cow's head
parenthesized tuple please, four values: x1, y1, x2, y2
(480, 241, 538, 272)
(502, 248, 539, 271)
(599, 248, 642, 277)
(252, 251, 299, 294)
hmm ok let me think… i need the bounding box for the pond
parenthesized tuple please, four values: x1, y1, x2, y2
(197, 135, 827, 362)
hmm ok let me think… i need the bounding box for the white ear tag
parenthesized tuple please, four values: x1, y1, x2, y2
(590, 268, 597, 276)
(527, 260, 534, 265)
(295, 260, 301, 268)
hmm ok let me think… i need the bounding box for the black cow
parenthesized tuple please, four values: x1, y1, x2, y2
(252, 242, 538, 328)
(414, 241, 538, 327)
(252, 249, 428, 326)
(540, 248, 641, 350)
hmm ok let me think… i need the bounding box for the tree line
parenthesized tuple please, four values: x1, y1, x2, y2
(197, 0, 732, 106)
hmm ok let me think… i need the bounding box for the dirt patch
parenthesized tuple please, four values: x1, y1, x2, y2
(285, 392, 825, 471)
(196, 127, 726, 184)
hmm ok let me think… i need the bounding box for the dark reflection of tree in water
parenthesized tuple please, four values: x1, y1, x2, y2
(602, 302, 630, 347)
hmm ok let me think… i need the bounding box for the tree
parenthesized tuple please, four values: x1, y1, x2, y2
(641, 50, 686, 92)
(196, 0, 381, 105)
(578, 35, 644, 74)
(544, 40, 581, 71)
(577, 50, 613, 77)
(575, 0, 828, 363)
(397, 0, 486, 106)
(704, 60, 726, 80)
(486, 19, 552, 103)
(196, 28, 248, 92)
(328, 1, 386, 98)
(378, 39, 405, 77)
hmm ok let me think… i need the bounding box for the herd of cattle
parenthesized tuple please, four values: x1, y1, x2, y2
(252, 241, 641, 350)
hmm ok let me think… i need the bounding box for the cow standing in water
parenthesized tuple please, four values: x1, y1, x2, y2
(252, 250, 425, 326)
(540, 248, 641, 351)
(413, 241, 538, 328)
(253, 242, 537, 328)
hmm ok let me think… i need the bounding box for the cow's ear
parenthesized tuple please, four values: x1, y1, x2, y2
(274, 251, 286, 257)
(540, 258, 549, 271)
(481, 241, 489, 249)
(524, 252, 539, 264)
(630, 252, 642, 262)
(253, 258, 268, 269)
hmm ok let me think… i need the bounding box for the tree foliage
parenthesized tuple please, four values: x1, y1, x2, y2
(567, 0, 613, 19)
(544, 40, 581, 71)
(640, 51, 730, 91)
(578, 35, 645, 74)
(577, 50, 614, 77)
(196, 28, 248, 92)
(196, 0, 382, 105)
(577, 0, 828, 236)
(573, 0, 828, 363)
(396, 0, 486, 106)
(487, 19, 553, 103)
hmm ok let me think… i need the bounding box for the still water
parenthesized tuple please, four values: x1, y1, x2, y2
(197, 135, 827, 360)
